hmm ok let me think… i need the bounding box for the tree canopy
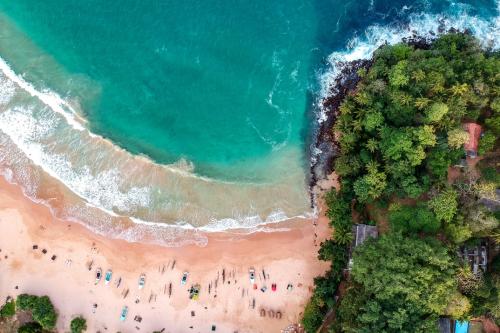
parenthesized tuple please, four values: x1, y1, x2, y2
(339, 233, 457, 333)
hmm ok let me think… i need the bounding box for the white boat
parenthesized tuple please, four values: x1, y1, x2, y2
(138, 274, 146, 289)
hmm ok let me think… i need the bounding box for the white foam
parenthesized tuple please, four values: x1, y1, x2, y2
(318, 3, 500, 105)
(0, 57, 86, 131)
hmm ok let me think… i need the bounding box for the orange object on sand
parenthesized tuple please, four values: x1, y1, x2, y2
(253, 283, 257, 290)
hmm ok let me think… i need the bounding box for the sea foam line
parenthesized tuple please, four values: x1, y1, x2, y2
(0, 56, 239, 184)
(318, 2, 500, 106)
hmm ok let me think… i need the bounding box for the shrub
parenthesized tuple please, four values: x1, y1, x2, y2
(478, 131, 496, 155)
(0, 299, 15, 318)
(16, 294, 37, 311)
(389, 203, 441, 234)
(15, 294, 57, 330)
(70, 316, 87, 333)
(31, 296, 57, 330)
(301, 295, 325, 333)
(17, 322, 43, 333)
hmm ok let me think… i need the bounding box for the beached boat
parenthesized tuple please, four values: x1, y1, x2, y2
(138, 274, 146, 289)
(95, 268, 102, 285)
(120, 305, 128, 321)
(249, 267, 255, 284)
(181, 271, 189, 285)
(105, 269, 112, 285)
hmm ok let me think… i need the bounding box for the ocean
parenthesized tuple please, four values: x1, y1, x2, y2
(0, 0, 498, 245)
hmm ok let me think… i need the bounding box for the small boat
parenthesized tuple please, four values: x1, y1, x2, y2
(181, 271, 189, 285)
(105, 270, 113, 285)
(120, 305, 128, 321)
(95, 268, 102, 284)
(249, 267, 255, 284)
(271, 283, 277, 291)
(138, 274, 146, 289)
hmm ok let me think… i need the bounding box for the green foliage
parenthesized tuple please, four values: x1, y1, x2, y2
(339, 233, 457, 332)
(445, 292, 471, 319)
(31, 296, 57, 330)
(469, 256, 500, 322)
(428, 188, 458, 223)
(304, 33, 500, 330)
(16, 294, 38, 311)
(0, 299, 15, 318)
(70, 316, 87, 333)
(301, 295, 325, 333)
(17, 322, 43, 333)
(447, 128, 469, 149)
(389, 203, 441, 234)
(478, 131, 496, 155)
(333, 33, 499, 203)
(426, 103, 449, 124)
(16, 294, 57, 330)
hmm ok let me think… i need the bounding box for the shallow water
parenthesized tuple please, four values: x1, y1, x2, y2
(0, 0, 498, 242)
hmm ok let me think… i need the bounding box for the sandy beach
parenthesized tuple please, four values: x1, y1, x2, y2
(0, 176, 331, 333)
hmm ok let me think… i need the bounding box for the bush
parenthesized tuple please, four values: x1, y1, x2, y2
(15, 294, 57, 330)
(389, 203, 441, 234)
(478, 131, 496, 155)
(0, 299, 15, 318)
(32, 296, 57, 330)
(16, 294, 38, 311)
(17, 322, 43, 333)
(70, 316, 87, 333)
(301, 295, 325, 333)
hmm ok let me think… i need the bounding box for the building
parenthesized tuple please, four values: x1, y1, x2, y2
(348, 224, 378, 270)
(352, 224, 378, 247)
(459, 241, 488, 275)
(438, 318, 452, 333)
(463, 123, 482, 158)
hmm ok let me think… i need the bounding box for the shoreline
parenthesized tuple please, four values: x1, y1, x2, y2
(0, 176, 332, 332)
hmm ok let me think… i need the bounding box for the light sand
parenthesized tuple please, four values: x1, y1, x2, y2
(0, 177, 331, 333)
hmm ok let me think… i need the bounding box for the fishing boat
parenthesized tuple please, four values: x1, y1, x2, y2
(138, 273, 146, 289)
(95, 268, 102, 285)
(105, 269, 113, 285)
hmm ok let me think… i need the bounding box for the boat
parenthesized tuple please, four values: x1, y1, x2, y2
(120, 305, 128, 321)
(249, 267, 255, 284)
(105, 269, 113, 285)
(181, 271, 189, 285)
(138, 274, 146, 289)
(95, 268, 102, 284)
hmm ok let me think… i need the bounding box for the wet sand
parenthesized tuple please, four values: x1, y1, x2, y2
(0, 177, 331, 333)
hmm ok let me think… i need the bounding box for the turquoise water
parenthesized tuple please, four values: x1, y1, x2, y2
(0, 0, 498, 181)
(0, 0, 498, 237)
(0, 0, 319, 181)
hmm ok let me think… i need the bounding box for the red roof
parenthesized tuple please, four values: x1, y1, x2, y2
(463, 123, 482, 154)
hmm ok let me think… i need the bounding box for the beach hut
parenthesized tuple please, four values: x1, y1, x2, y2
(463, 123, 482, 158)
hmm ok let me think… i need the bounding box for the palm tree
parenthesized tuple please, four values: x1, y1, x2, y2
(365, 139, 378, 153)
(414, 97, 430, 110)
(334, 227, 354, 245)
